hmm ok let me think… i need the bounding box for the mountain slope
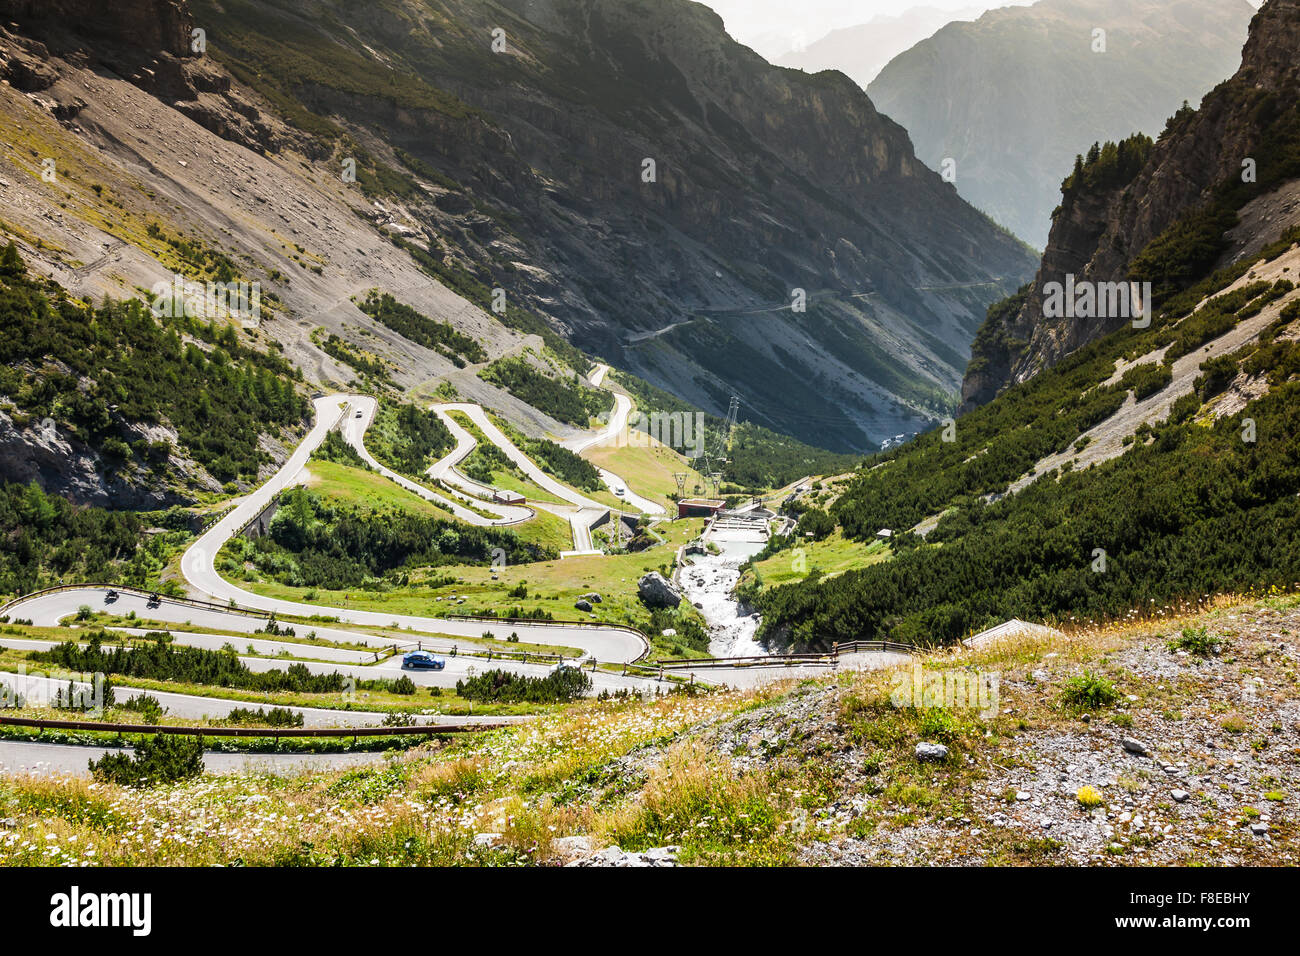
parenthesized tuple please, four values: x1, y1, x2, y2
(169, 0, 1035, 451)
(867, 0, 1254, 250)
(0, 0, 1038, 453)
(962, 0, 1300, 408)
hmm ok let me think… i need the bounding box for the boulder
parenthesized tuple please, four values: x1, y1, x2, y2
(915, 742, 949, 762)
(574, 599, 593, 613)
(637, 572, 681, 609)
(582, 592, 603, 604)
(1121, 737, 1149, 756)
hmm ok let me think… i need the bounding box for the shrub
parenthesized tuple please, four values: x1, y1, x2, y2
(1167, 624, 1223, 657)
(456, 666, 591, 703)
(89, 734, 204, 788)
(391, 675, 417, 695)
(120, 693, 165, 724)
(224, 706, 304, 727)
(1059, 671, 1120, 712)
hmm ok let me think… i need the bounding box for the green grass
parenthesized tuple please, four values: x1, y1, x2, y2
(230, 518, 707, 649)
(746, 534, 890, 589)
(509, 506, 576, 552)
(584, 437, 707, 510)
(304, 459, 455, 519)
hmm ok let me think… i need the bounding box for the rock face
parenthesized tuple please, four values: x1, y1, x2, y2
(0, 0, 292, 153)
(869, 0, 1254, 250)
(0, 409, 206, 509)
(961, 0, 1300, 410)
(638, 572, 682, 609)
(0, 0, 192, 56)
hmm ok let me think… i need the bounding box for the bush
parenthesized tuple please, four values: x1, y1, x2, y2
(390, 675, 417, 695)
(1167, 625, 1222, 657)
(89, 734, 204, 788)
(1059, 672, 1120, 712)
(456, 666, 592, 703)
(224, 706, 304, 727)
(120, 693, 165, 724)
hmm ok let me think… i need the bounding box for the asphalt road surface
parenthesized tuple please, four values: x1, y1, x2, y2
(0, 741, 395, 777)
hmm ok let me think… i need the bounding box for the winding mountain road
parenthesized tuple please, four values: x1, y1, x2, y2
(564, 366, 665, 516)
(169, 395, 648, 662)
(340, 395, 533, 525)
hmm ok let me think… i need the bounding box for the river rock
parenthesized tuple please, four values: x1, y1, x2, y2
(638, 572, 681, 608)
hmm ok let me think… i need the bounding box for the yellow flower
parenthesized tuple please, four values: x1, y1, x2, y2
(1076, 785, 1104, 809)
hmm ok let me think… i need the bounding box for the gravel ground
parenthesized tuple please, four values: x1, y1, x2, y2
(605, 598, 1299, 866)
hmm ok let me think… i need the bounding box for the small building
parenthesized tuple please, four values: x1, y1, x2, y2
(677, 497, 725, 519)
(492, 490, 526, 505)
(876, 528, 893, 540)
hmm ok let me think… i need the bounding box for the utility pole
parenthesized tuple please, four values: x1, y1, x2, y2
(724, 395, 740, 451)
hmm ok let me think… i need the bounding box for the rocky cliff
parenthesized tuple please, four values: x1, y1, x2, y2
(0, 0, 292, 151)
(961, 0, 1300, 409)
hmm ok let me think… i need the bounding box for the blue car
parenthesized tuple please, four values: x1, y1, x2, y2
(402, 650, 446, 671)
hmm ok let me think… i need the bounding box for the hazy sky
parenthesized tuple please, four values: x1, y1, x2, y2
(698, 0, 1264, 61)
(698, 0, 1032, 59)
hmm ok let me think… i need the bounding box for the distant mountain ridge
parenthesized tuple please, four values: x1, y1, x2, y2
(868, 0, 1255, 250)
(777, 5, 984, 88)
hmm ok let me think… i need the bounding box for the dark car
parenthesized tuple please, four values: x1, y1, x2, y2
(401, 650, 446, 671)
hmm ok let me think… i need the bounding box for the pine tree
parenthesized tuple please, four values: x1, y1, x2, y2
(0, 240, 25, 278)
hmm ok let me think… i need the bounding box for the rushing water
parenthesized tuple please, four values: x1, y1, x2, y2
(678, 531, 768, 658)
